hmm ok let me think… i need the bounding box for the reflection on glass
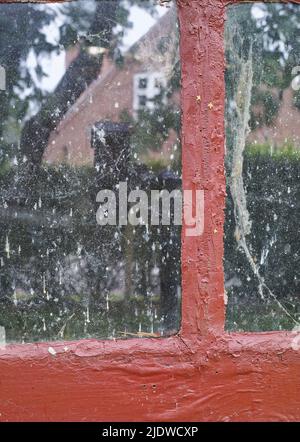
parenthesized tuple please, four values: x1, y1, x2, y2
(0, 0, 181, 343)
(225, 3, 300, 331)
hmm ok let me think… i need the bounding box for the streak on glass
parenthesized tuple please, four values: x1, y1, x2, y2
(225, 3, 300, 331)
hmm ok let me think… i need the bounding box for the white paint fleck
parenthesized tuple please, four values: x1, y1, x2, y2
(0, 326, 6, 346)
(97, 128, 106, 145)
(5, 235, 10, 259)
(48, 347, 57, 356)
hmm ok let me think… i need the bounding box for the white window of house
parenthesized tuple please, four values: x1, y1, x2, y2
(133, 72, 166, 115)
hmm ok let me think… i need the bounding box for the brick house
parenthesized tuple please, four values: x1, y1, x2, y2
(43, 8, 179, 166)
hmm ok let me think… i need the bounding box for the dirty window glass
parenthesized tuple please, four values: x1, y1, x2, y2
(0, 0, 181, 343)
(225, 3, 300, 331)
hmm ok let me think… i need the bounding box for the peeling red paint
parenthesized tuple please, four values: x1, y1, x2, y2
(0, 0, 299, 422)
(0, 333, 299, 421)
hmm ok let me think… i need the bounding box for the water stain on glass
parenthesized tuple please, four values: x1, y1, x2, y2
(225, 3, 300, 331)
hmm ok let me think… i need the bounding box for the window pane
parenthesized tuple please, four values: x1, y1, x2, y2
(225, 3, 300, 331)
(0, 0, 181, 343)
(138, 78, 148, 89)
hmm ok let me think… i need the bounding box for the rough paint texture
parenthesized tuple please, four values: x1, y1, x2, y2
(0, 0, 299, 422)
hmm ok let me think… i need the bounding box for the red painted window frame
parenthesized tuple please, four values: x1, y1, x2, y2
(0, 0, 299, 422)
